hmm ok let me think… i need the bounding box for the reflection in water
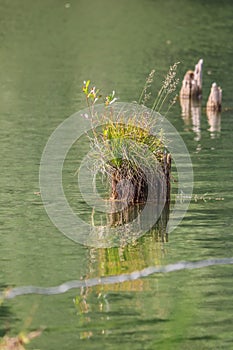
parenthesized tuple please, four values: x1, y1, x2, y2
(0, 285, 12, 337)
(87, 200, 169, 292)
(180, 98, 201, 141)
(89, 203, 169, 291)
(73, 207, 170, 338)
(86, 167, 170, 248)
(180, 97, 222, 140)
(2, 203, 170, 301)
(206, 109, 221, 138)
(2, 258, 233, 299)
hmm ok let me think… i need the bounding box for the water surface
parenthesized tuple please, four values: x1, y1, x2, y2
(0, 0, 233, 349)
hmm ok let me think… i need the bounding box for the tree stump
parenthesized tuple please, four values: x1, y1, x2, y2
(180, 59, 203, 99)
(206, 82, 222, 111)
(110, 154, 171, 205)
(110, 161, 148, 204)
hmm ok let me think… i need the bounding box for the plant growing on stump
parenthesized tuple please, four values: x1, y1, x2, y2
(81, 63, 179, 205)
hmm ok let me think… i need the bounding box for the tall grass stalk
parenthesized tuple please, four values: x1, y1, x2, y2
(138, 69, 155, 105)
(152, 62, 180, 112)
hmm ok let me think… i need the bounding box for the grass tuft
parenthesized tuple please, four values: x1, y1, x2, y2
(80, 64, 178, 200)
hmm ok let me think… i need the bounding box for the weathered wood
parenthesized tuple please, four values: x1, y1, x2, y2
(110, 162, 148, 204)
(162, 153, 171, 203)
(180, 59, 203, 99)
(110, 155, 171, 205)
(206, 82, 222, 111)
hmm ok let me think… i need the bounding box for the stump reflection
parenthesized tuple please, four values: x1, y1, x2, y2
(73, 202, 170, 334)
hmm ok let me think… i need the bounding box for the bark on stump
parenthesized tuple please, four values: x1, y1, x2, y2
(110, 155, 171, 205)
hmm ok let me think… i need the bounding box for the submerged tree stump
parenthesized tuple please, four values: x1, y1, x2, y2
(180, 59, 203, 99)
(206, 82, 222, 111)
(110, 154, 171, 205)
(110, 161, 148, 204)
(206, 84, 222, 137)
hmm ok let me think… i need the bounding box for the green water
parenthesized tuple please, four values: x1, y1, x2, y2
(1, 0, 233, 349)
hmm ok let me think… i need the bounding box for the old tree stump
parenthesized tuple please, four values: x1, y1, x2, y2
(206, 82, 222, 112)
(180, 59, 203, 99)
(107, 152, 171, 237)
(110, 153, 171, 205)
(179, 59, 222, 137)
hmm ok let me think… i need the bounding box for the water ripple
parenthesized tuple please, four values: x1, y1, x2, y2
(2, 258, 233, 300)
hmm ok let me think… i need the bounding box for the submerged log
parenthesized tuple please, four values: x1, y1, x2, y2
(206, 82, 222, 111)
(180, 59, 203, 99)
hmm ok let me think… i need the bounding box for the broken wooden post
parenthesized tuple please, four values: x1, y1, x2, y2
(206, 82, 222, 111)
(180, 59, 203, 99)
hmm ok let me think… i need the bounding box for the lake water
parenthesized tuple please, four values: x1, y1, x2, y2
(0, 0, 233, 349)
